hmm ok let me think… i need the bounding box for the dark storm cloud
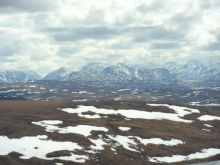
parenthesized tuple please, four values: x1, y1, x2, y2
(0, 0, 57, 13)
(198, 42, 220, 51)
(51, 27, 123, 42)
(132, 26, 186, 42)
(150, 43, 180, 49)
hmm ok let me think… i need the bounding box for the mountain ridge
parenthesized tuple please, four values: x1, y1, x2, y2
(1, 60, 220, 83)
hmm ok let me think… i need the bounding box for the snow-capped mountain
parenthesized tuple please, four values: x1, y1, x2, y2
(61, 71, 87, 81)
(2, 60, 218, 84)
(125, 62, 162, 69)
(100, 63, 138, 77)
(61, 63, 176, 80)
(80, 62, 107, 75)
(0, 70, 41, 83)
(46, 60, 220, 81)
(42, 67, 74, 80)
(25, 70, 42, 80)
(164, 60, 220, 80)
(206, 61, 220, 70)
(163, 62, 179, 74)
(137, 68, 177, 79)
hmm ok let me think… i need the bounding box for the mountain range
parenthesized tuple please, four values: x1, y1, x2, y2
(61, 60, 220, 81)
(0, 60, 220, 84)
(0, 70, 41, 83)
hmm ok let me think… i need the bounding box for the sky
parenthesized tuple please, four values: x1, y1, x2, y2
(0, 0, 220, 73)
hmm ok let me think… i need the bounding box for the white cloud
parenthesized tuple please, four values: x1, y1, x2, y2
(0, 0, 219, 72)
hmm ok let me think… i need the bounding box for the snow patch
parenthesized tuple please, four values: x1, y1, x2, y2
(135, 137, 184, 146)
(32, 121, 108, 137)
(79, 91, 87, 94)
(60, 105, 200, 123)
(0, 135, 88, 163)
(118, 126, 131, 131)
(118, 89, 131, 92)
(204, 124, 213, 128)
(89, 138, 107, 150)
(114, 98, 122, 101)
(198, 115, 220, 121)
(148, 148, 220, 163)
(147, 104, 200, 117)
(72, 99, 87, 101)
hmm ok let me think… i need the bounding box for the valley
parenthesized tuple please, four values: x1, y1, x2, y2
(0, 80, 220, 110)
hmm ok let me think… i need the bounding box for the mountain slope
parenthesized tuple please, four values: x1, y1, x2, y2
(1, 60, 219, 84)
(80, 62, 107, 75)
(100, 63, 138, 77)
(42, 67, 74, 80)
(138, 67, 177, 79)
(164, 60, 220, 80)
(0, 70, 41, 83)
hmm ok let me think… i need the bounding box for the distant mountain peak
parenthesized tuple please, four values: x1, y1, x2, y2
(0, 70, 41, 83)
(41, 66, 74, 80)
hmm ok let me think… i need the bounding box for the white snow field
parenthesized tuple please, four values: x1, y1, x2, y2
(147, 104, 200, 117)
(32, 121, 108, 137)
(148, 148, 220, 163)
(106, 135, 184, 153)
(134, 137, 184, 146)
(60, 104, 201, 123)
(198, 115, 220, 121)
(0, 135, 88, 163)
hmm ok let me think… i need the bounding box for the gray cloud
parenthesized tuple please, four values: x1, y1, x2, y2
(136, 0, 166, 12)
(46, 25, 186, 43)
(0, 0, 219, 72)
(199, 0, 220, 9)
(0, 44, 18, 57)
(41, 27, 67, 33)
(109, 41, 133, 49)
(57, 46, 80, 57)
(81, 9, 106, 26)
(0, 0, 58, 14)
(0, 57, 16, 63)
(150, 43, 180, 49)
(170, 13, 201, 29)
(51, 27, 123, 42)
(30, 55, 45, 62)
(198, 42, 220, 51)
(215, 31, 220, 42)
(132, 26, 186, 42)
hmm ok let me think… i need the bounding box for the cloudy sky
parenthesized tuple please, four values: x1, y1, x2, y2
(0, 0, 220, 73)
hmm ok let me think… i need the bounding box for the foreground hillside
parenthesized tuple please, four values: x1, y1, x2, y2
(0, 101, 220, 165)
